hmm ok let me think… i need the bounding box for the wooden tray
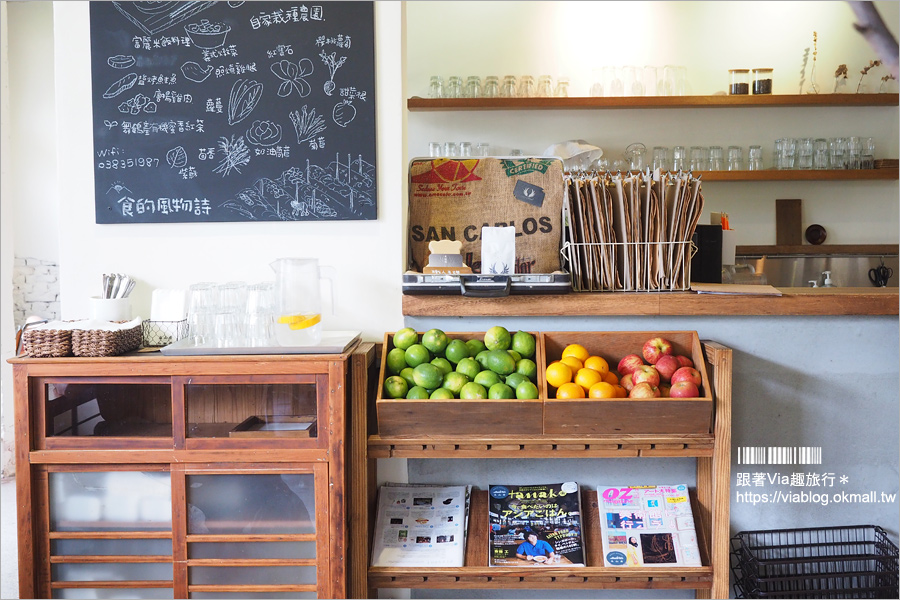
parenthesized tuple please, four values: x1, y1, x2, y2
(376, 331, 544, 436)
(229, 415, 317, 438)
(541, 331, 713, 435)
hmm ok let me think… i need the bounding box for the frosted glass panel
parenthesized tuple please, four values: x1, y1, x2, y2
(185, 383, 317, 438)
(189, 541, 315, 559)
(186, 474, 314, 534)
(49, 471, 171, 531)
(189, 565, 315, 585)
(53, 588, 173, 599)
(53, 538, 172, 556)
(190, 593, 315, 599)
(45, 383, 171, 438)
(53, 562, 172, 581)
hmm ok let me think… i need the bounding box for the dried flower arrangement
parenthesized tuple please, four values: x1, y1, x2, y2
(881, 73, 897, 93)
(807, 31, 820, 94)
(857, 59, 883, 92)
(834, 64, 849, 92)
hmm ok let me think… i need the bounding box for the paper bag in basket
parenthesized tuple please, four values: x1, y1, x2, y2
(408, 157, 564, 274)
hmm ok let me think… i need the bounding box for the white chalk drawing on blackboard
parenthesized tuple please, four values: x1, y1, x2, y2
(227, 79, 263, 125)
(107, 54, 135, 69)
(103, 120, 119, 131)
(245, 120, 283, 147)
(289, 105, 327, 145)
(111, 1, 217, 36)
(271, 59, 314, 98)
(222, 154, 375, 221)
(166, 146, 189, 169)
(213, 135, 251, 177)
(181, 61, 213, 83)
(319, 51, 347, 96)
(103, 72, 138, 99)
(107, 182, 132, 197)
(332, 100, 357, 128)
(184, 19, 231, 49)
(228, 1, 245, 8)
(118, 93, 157, 115)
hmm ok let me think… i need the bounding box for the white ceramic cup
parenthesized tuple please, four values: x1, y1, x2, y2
(90, 297, 132, 321)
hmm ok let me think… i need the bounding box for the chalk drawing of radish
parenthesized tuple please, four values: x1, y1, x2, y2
(332, 99, 356, 127)
(319, 51, 346, 96)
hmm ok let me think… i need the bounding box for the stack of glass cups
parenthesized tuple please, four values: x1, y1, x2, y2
(748, 145, 763, 170)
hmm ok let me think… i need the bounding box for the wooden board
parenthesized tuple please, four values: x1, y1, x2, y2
(775, 199, 802, 245)
(542, 331, 713, 435)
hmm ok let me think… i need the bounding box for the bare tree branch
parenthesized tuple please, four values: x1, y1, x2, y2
(847, 1, 899, 78)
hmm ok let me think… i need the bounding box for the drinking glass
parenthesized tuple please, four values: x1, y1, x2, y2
(672, 146, 687, 171)
(828, 137, 846, 169)
(500, 75, 517, 97)
(623, 65, 644, 96)
(727, 146, 744, 171)
(464, 75, 482, 98)
(708, 146, 724, 170)
(553, 76, 570, 97)
(813, 139, 829, 169)
(217, 282, 248, 314)
(690, 146, 708, 171)
(748, 145, 763, 170)
(483, 76, 500, 98)
(652, 146, 669, 171)
(214, 311, 242, 348)
(780, 138, 797, 169)
(428, 75, 443, 99)
(429, 142, 442, 157)
(459, 141, 473, 157)
(846, 136, 861, 169)
(475, 142, 491, 157)
(536, 75, 554, 97)
(445, 76, 463, 98)
(797, 138, 814, 169)
(443, 142, 459, 157)
(590, 68, 604, 97)
(861, 137, 875, 169)
(518, 75, 536, 98)
(643, 65, 659, 96)
(603, 66, 623, 97)
(246, 282, 275, 347)
(773, 139, 784, 169)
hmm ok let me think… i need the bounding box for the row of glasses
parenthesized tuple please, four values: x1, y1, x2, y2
(428, 74, 570, 98)
(775, 137, 875, 169)
(186, 281, 275, 348)
(428, 141, 491, 157)
(590, 65, 689, 97)
(648, 145, 763, 171)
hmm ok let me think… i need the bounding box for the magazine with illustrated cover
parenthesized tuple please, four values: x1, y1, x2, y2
(488, 482, 585, 567)
(597, 484, 702, 567)
(370, 484, 470, 567)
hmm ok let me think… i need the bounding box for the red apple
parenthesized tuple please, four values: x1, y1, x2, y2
(620, 372, 635, 391)
(675, 355, 694, 368)
(617, 354, 644, 376)
(655, 354, 680, 381)
(631, 364, 660, 387)
(642, 337, 674, 365)
(671, 366, 701, 386)
(669, 380, 700, 398)
(629, 382, 661, 398)
(659, 383, 671, 397)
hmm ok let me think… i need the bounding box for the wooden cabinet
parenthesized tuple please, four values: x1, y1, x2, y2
(11, 343, 376, 599)
(360, 341, 733, 599)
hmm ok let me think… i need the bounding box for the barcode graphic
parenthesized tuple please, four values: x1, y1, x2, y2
(738, 446, 822, 465)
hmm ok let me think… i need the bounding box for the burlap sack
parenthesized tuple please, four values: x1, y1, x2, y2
(408, 157, 564, 274)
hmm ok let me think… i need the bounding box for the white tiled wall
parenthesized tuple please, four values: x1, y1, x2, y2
(13, 256, 60, 328)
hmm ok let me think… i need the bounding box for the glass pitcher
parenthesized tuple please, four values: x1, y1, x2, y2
(270, 258, 334, 347)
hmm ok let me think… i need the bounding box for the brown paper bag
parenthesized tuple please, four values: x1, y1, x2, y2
(408, 157, 565, 273)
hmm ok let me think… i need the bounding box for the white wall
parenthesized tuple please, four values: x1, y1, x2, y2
(1, 1, 14, 478)
(51, 1, 407, 340)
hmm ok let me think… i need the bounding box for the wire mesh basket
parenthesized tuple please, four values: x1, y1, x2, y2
(731, 525, 899, 599)
(561, 240, 695, 292)
(142, 320, 188, 348)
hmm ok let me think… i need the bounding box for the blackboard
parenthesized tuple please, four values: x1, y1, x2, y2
(89, 1, 376, 223)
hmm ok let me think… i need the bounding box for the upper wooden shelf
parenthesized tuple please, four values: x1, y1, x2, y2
(698, 168, 897, 181)
(408, 94, 899, 111)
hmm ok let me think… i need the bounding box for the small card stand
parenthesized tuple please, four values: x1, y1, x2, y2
(423, 239, 472, 275)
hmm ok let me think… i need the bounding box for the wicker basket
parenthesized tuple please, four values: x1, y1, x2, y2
(72, 322, 142, 357)
(21, 328, 73, 358)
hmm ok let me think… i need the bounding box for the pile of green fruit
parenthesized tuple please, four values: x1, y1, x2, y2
(383, 326, 539, 400)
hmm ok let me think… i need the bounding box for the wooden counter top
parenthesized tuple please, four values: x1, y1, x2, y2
(401, 287, 898, 317)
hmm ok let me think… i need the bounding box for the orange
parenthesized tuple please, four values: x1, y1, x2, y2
(613, 384, 628, 398)
(545, 361, 573, 388)
(588, 381, 617, 398)
(562, 343, 590, 362)
(602, 370, 619, 385)
(560, 356, 583, 371)
(584, 355, 610, 376)
(574, 367, 604, 390)
(556, 382, 586, 399)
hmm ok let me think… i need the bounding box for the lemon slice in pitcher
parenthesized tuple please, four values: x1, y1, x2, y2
(278, 314, 321, 330)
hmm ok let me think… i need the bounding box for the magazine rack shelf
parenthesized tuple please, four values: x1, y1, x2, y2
(361, 340, 732, 599)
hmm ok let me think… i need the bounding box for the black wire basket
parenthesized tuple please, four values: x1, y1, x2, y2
(731, 525, 899, 599)
(141, 319, 188, 348)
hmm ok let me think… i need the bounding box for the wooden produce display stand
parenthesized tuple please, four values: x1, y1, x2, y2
(359, 339, 732, 599)
(10, 342, 376, 600)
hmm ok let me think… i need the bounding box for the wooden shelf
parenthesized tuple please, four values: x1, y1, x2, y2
(736, 244, 898, 256)
(402, 288, 899, 317)
(698, 168, 897, 181)
(408, 94, 898, 111)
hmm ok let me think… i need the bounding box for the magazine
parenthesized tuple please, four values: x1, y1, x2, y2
(488, 482, 585, 567)
(370, 484, 470, 567)
(597, 484, 702, 567)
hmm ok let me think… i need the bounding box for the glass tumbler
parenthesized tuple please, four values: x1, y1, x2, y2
(536, 75, 554, 97)
(861, 137, 875, 169)
(475, 142, 491, 157)
(464, 75, 482, 98)
(813, 138, 829, 169)
(428, 75, 443, 99)
(846, 136, 861, 169)
(500, 75, 518, 97)
(748, 145, 763, 170)
(518, 75, 536, 98)
(483, 76, 500, 98)
(643, 65, 659, 96)
(828, 137, 846, 169)
(690, 146, 708, 171)
(780, 138, 797, 169)
(672, 146, 687, 171)
(603, 66, 623, 97)
(445, 76, 463, 99)
(554, 76, 570, 97)
(443, 142, 459, 157)
(797, 138, 814, 169)
(773, 139, 784, 169)
(708, 146, 724, 170)
(459, 141, 473, 157)
(623, 65, 644, 96)
(652, 146, 669, 171)
(429, 142, 442, 157)
(727, 146, 744, 171)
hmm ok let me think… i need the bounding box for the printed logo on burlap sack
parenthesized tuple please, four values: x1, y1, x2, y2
(410, 159, 482, 183)
(499, 158, 553, 177)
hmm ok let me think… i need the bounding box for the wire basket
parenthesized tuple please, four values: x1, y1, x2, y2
(731, 525, 899, 599)
(561, 240, 695, 292)
(142, 320, 188, 348)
